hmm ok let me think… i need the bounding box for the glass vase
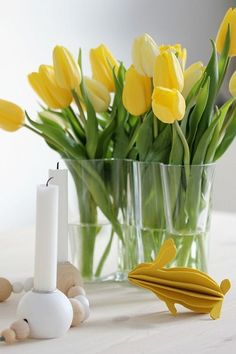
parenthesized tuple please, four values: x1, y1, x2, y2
(161, 163, 215, 272)
(136, 161, 166, 263)
(64, 159, 140, 282)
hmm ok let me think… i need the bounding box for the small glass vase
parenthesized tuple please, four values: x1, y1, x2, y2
(161, 163, 215, 272)
(136, 161, 166, 263)
(64, 158, 140, 282)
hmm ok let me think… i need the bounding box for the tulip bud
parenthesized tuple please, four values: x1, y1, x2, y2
(28, 65, 72, 109)
(216, 8, 236, 57)
(152, 86, 185, 124)
(122, 66, 152, 116)
(229, 70, 236, 97)
(153, 51, 184, 92)
(132, 33, 159, 77)
(160, 43, 187, 70)
(0, 99, 24, 131)
(90, 44, 119, 92)
(53, 45, 82, 90)
(182, 61, 205, 99)
(38, 110, 69, 130)
(83, 77, 110, 113)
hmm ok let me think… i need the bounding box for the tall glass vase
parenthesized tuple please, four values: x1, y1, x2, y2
(64, 159, 140, 282)
(161, 163, 215, 272)
(136, 161, 166, 263)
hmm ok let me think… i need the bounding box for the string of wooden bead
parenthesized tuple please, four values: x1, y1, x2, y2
(0, 277, 34, 302)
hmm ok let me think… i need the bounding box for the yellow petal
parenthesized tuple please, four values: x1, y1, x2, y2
(53, 45, 81, 90)
(229, 70, 236, 97)
(0, 99, 24, 132)
(132, 33, 159, 77)
(153, 51, 184, 92)
(84, 76, 110, 112)
(39, 65, 72, 108)
(122, 65, 152, 116)
(90, 44, 119, 92)
(182, 61, 204, 99)
(216, 8, 236, 57)
(152, 86, 185, 123)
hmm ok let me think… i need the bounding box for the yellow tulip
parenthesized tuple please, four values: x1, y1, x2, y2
(216, 8, 236, 57)
(122, 66, 152, 116)
(229, 70, 236, 97)
(152, 86, 185, 124)
(153, 51, 184, 92)
(28, 65, 72, 109)
(84, 77, 110, 113)
(0, 99, 24, 131)
(132, 33, 159, 77)
(53, 45, 81, 90)
(90, 44, 119, 92)
(160, 43, 187, 70)
(182, 61, 205, 98)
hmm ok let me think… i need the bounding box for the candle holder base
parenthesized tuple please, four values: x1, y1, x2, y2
(16, 289, 73, 339)
(57, 261, 83, 296)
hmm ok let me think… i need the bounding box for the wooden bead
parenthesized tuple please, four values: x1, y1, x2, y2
(69, 298, 85, 326)
(67, 285, 86, 298)
(12, 281, 24, 294)
(1, 328, 16, 344)
(74, 295, 90, 321)
(0, 278, 12, 302)
(57, 262, 83, 296)
(10, 320, 30, 340)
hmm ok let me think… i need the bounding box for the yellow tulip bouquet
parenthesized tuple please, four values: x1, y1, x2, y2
(0, 8, 236, 278)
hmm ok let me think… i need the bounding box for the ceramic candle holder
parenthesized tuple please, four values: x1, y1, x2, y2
(16, 289, 73, 339)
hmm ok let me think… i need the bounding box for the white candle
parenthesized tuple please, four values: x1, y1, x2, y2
(49, 166, 68, 263)
(34, 183, 59, 292)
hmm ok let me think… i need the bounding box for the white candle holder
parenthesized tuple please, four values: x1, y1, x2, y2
(16, 289, 73, 339)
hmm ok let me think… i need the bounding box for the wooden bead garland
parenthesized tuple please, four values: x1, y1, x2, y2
(0, 278, 12, 302)
(0, 277, 33, 302)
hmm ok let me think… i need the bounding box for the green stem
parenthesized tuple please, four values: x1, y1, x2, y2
(95, 229, 114, 277)
(153, 116, 158, 138)
(174, 121, 190, 178)
(72, 89, 87, 128)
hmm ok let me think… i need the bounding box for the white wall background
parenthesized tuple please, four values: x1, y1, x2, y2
(0, 0, 235, 233)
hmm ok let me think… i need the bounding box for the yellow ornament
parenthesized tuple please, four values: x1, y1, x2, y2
(128, 239, 231, 320)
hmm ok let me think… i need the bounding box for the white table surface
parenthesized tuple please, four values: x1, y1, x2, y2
(0, 211, 236, 354)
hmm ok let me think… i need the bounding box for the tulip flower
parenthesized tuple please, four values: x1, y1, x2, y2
(84, 77, 111, 113)
(132, 33, 159, 77)
(53, 45, 82, 90)
(229, 70, 236, 97)
(153, 51, 184, 92)
(160, 43, 187, 70)
(182, 61, 204, 98)
(152, 86, 185, 124)
(216, 8, 236, 57)
(39, 110, 69, 130)
(122, 65, 152, 116)
(28, 65, 72, 109)
(0, 99, 24, 131)
(90, 44, 119, 92)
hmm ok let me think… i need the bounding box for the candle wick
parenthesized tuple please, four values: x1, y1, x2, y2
(46, 177, 54, 186)
(57, 162, 59, 170)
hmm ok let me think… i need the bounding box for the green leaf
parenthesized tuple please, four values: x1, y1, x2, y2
(193, 41, 219, 151)
(187, 77, 210, 150)
(205, 98, 235, 162)
(145, 125, 172, 162)
(192, 115, 220, 164)
(96, 110, 117, 157)
(136, 111, 153, 160)
(26, 112, 86, 159)
(218, 25, 230, 90)
(214, 106, 236, 160)
(80, 80, 98, 158)
(169, 123, 184, 165)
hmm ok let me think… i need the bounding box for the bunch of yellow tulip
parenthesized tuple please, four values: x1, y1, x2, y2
(1, 7, 236, 166)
